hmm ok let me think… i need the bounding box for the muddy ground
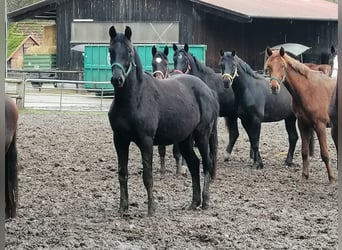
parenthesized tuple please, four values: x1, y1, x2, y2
(5, 111, 338, 249)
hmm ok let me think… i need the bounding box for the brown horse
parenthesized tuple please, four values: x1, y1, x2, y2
(265, 47, 336, 184)
(329, 83, 338, 152)
(304, 63, 332, 77)
(5, 95, 19, 218)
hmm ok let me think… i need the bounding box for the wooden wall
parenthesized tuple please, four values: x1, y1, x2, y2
(55, 0, 338, 75)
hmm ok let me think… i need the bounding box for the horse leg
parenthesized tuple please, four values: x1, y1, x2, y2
(241, 119, 263, 169)
(5, 135, 18, 219)
(172, 144, 186, 176)
(314, 123, 335, 183)
(224, 116, 239, 161)
(284, 116, 298, 166)
(178, 137, 201, 210)
(331, 123, 338, 152)
(138, 138, 156, 216)
(297, 121, 311, 181)
(193, 131, 213, 210)
(114, 135, 130, 216)
(158, 145, 166, 176)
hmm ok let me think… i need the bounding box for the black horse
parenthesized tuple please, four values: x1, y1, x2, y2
(172, 44, 241, 161)
(219, 49, 299, 168)
(151, 45, 185, 176)
(5, 95, 19, 219)
(108, 26, 219, 216)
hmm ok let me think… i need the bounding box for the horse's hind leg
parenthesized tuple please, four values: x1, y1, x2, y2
(224, 117, 239, 161)
(241, 119, 263, 169)
(158, 145, 166, 176)
(5, 136, 18, 219)
(193, 131, 213, 210)
(178, 137, 201, 209)
(314, 123, 335, 183)
(284, 116, 298, 166)
(138, 139, 156, 216)
(172, 144, 186, 176)
(114, 135, 130, 215)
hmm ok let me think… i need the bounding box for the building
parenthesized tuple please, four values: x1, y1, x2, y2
(8, 0, 338, 75)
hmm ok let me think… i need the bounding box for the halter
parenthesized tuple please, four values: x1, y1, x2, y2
(152, 70, 168, 79)
(269, 57, 287, 86)
(222, 65, 239, 83)
(110, 52, 136, 77)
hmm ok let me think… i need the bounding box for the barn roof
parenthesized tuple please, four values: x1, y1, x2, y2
(8, 0, 338, 22)
(190, 0, 338, 22)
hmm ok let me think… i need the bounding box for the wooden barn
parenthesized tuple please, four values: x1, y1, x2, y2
(8, 0, 337, 76)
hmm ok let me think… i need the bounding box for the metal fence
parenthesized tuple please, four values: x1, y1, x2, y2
(6, 77, 114, 112)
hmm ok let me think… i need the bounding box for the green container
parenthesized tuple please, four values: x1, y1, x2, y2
(23, 54, 56, 70)
(83, 44, 207, 90)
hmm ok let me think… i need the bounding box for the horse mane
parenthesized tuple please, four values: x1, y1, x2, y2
(184, 50, 216, 74)
(235, 55, 264, 80)
(283, 53, 311, 76)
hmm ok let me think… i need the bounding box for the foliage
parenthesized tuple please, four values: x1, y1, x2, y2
(7, 23, 26, 56)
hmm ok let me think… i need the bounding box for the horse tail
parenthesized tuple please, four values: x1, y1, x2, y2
(209, 117, 218, 181)
(5, 132, 18, 219)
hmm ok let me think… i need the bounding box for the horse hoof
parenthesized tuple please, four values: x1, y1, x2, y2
(177, 165, 187, 177)
(202, 201, 209, 210)
(224, 152, 231, 162)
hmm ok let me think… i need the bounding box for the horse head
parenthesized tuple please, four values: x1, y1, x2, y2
(172, 43, 192, 74)
(108, 26, 139, 88)
(152, 45, 169, 79)
(265, 47, 287, 95)
(219, 49, 239, 88)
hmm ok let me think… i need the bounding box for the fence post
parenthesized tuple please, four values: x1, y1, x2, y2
(5, 78, 25, 109)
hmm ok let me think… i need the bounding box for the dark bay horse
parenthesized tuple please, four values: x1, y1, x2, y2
(218, 49, 299, 169)
(265, 47, 336, 183)
(151, 45, 184, 176)
(108, 26, 219, 216)
(172, 44, 240, 162)
(5, 95, 19, 219)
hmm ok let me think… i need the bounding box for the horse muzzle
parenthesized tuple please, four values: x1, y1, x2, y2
(222, 74, 233, 88)
(111, 69, 126, 88)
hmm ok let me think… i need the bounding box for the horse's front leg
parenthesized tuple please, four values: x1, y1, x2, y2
(139, 139, 156, 216)
(224, 116, 239, 161)
(114, 135, 130, 216)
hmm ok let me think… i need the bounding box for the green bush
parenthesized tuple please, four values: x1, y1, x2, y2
(7, 23, 26, 56)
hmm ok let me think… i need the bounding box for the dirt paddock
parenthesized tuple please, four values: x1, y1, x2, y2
(5, 111, 338, 249)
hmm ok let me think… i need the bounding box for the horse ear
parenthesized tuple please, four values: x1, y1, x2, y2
(266, 47, 273, 56)
(164, 46, 169, 56)
(331, 46, 336, 54)
(280, 47, 285, 57)
(152, 45, 157, 57)
(124, 26, 132, 40)
(109, 26, 116, 40)
(173, 44, 178, 51)
(232, 49, 236, 57)
(184, 43, 189, 52)
(219, 49, 224, 57)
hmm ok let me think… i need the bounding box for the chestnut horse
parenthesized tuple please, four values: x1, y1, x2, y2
(329, 83, 338, 152)
(304, 63, 332, 77)
(265, 47, 336, 183)
(5, 95, 19, 218)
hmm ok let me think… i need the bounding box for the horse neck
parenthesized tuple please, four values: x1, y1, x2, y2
(233, 62, 252, 93)
(283, 62, 309, 99)
(114, 69, 142, 105)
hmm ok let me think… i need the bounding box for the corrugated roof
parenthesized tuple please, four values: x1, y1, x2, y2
(191, 0, 338, 21)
